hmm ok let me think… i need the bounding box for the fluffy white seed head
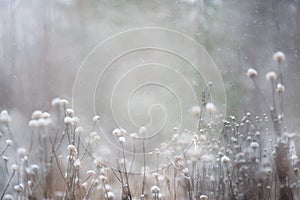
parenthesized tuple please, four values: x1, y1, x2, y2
(67, 145, 77, 154)
(17, 148, 27, 157)
(112, 128, 121, 136)
(0, 110, 12, 123)
(273, 51, 285, 63)
(90, 131, 98, 138)
(31, 110, 43, 119)
(87, 170, 96, 176)
(139, 126, 147, 135)
(81, 182, 87, 190)
(247, 68, 258, 78)
(64, 116, 74, 125)
(276, 83, 285, 93)
(73, 159, 82, 168)
(92, 115, 100, 122)
(200, 195, 208, 200)
(99, 175, 107, 181)
(6, 139, 13, 146)
(221, 155, 230, 164)
(112, 128, 126, 137)
(250, 142, 259, 149)
(60, 99, 69, 106)
(151, 185, 160, 193)
(107, 191, 115, 200)
(75, 127, 84, 135)
(42, 112, 50, 118)
(3, 194, 14, 200)
(118, 136, 126, 143)
(36, 118, 47, 127)
(3, 156, 9, 162)
(206, 102, 217, 113)
(190, 105, 201, 117)
(30, 164, 40, 172)
(265, 71, 277, 81)
(72, 117, 80, 124)
(51, 98, 62, 107)
(28, 120, 38, 128)
(65, 108, 74, 116)
(11, 164, 18, 171)
(291, 155, 298, 161)
(130, 132, 138, 139)
(14, 185, 22, 192)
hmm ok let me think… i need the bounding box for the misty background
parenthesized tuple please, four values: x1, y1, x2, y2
(1, 0, 300, 141)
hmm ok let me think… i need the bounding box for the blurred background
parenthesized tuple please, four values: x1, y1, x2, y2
(0, 0, 300, 136)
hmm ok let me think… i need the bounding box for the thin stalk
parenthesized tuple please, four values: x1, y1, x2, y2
(128, 139, 136, 177)
(252, 79, 271, 109)
(0, 145, 9, 157)
(1, 170, 16, 199)
(120, 143, 131, 199)
(141, 138, 146, 196)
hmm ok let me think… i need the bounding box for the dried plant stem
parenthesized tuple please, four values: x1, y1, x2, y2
(141, 138, 146, 197)
(0, 170, 16, 199)
(252, 79, 271, 109)
(84, 169, 101, 200)
(128, 139, 136, 176)
(102, 179, 109, 199)
(271, 80, 277, 112)
(0, 145, 9, 157)
(120, 143, 131, 199)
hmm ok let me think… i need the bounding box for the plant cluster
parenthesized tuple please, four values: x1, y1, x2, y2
(0, 51, 298, 200)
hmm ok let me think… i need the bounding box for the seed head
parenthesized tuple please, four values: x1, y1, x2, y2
(60, 99, 69, 105)
(11, 164, 18, 171)
(30, 164, 40, 172)
(3, 194, 14, 200)
(31, 110, 43, 119)
(291, 155, 298, 161)
(17, 148, 27, 156)
(221, 155, 230, 164)
(99, 175, 107, 181)
(28, 120, 38, 128)
(65, 108, 74, 116)
(67, 145, 77, 154)
(92, 115, 100, 122)
(206, 102, 217, 113)
(112, 128, 126, 137)
(64, 116, 74, 125)
(130, 132, 138, 139)
(250, 142, 259, 149)
(276, 83, 285, 93)
(73, 159, 82, 168)
(3, 156, 9, 162)
(0, 110, 12, 123)
(107, 191, 115, 200)
(190, 105, 201, 117)
(118, 136, 126, 143)
(42, 112, 50, 118)
(151, 185, 160, 193)
(139, 126, 147, 135)
(273, 51, 285, 63)
(51, 97, 62, 107)
(200, 195, 208, 200)
(75, 127, 84, 135)
(265, 71, 277, 81)
(6, 139, 13, 146)
(87, 170, 96, 176)
(247, 68, 258, 78)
